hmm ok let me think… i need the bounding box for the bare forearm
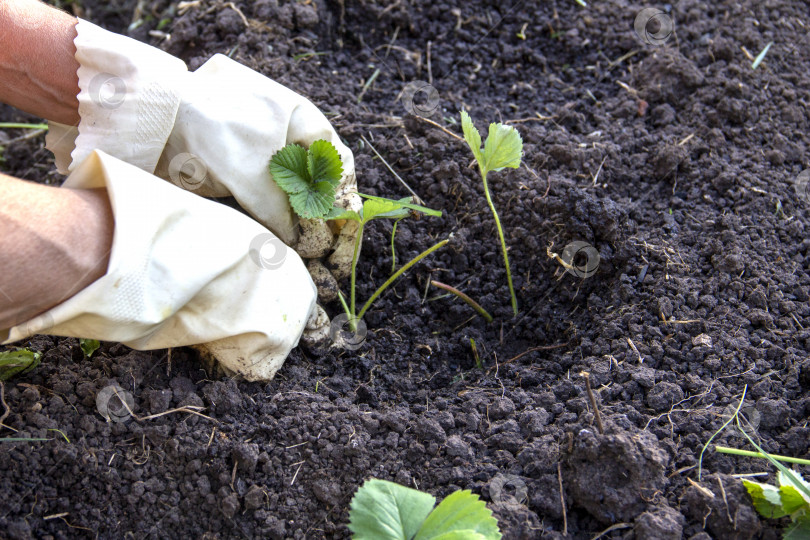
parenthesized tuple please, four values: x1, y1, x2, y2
(0, 0, 80, 124)
(0, 173, 113, 328)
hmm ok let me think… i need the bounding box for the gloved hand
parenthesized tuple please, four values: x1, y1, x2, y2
(45, 19, 360, 305)
(2, 150, 318, 381)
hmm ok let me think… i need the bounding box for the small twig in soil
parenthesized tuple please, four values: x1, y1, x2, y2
(357, 68, 381, 103)
(411, 115, 464, 142)
(223, 2, 249, 27)
(290, 461, 305, 486)
(113, 387, 218, 423)
(430, 280, 492, 322)
(503, 342, 570, 364)
(557, 463, 567, 537)
(0, 380, 10, 430)
(426, 40, 433, 84)
(626, 338, 643, 364)
(581, 372, 604, 435)
(360, 134, 424, 204)
(591, 523, 631, 540)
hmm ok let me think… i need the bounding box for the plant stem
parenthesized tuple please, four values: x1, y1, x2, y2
(0, 123, 48, 130)
(698, 385, 747, 481)
(350, 222, 365, 320)
(481, 171, 517, 315)
(430, 280, 493, 322)
(357, 238, 449, 320)
(715, 446, 810, 466)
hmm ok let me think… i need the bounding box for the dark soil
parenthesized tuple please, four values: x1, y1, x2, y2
(2, 0, 809, 538)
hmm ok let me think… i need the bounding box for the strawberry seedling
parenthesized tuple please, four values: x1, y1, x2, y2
(460, 111, 523, 315)
(327, 194, 446, 331)
(269, 142, 447, 333)
(348, 478, 502, 540)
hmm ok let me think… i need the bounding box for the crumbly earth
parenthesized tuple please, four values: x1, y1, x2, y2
(1, 0, 808, 538)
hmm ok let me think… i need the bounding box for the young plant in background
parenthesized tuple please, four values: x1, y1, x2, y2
(348, 478, 502, 540)
(79, 338, 101, 358)
(460, 111, 523, 316)
(327, 194, 446, 330)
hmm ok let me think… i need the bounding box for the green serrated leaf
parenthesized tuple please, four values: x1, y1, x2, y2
(269, 144, 310, 193)
(362, 198, 411, 222)
(0, 349, 42, 381)
(289, 181, 337, 219)
(307, 139, 343, 188)
(743, 479, 788, 519)
(481, 123, 522, 173)
(430, 532, 487, 540)
(414, 490, 502, 540)
(461, 111, 483, 166)
(348, 479, 436, 540)
(359, 194, 442, 218)
(79, 338, 100, 358)
(325, 206, 362, 222)
(780, 470, 810, 508)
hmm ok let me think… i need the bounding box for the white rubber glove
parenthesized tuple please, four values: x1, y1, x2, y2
(1, 150, 317, 382)
(45, 19, 360, 290)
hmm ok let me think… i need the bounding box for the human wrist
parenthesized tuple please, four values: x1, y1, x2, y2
(0, 0, 80, 124)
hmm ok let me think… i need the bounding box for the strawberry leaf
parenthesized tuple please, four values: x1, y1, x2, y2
(482, 123, 523, 172)
(269, 143, 309, 193)
(307, 139, 343, 189)
(348, 479, 436, 540)
(413, 490, 502, 540)
(269, 139, 344, 219)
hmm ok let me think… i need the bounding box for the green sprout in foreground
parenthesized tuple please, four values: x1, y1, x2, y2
(348, 478, 502, 540)
(460, 111, 523, 316)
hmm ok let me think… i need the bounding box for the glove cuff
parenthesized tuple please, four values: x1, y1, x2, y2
(4, 150, 317, 381)
(46, 19, 187, 175)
